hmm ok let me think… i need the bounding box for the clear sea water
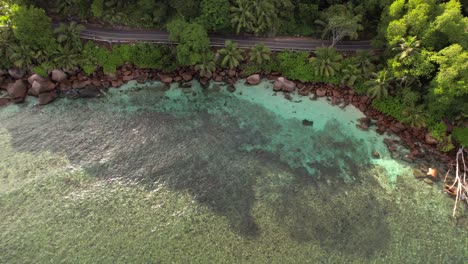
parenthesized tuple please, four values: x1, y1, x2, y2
(0, 80, 466, 263)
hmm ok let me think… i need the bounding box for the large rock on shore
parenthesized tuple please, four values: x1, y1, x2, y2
(28, 74, 46, 85)
(316, 88, 327, 97)
(7, 80, 28, 101)
(38, 92, 56, 105)
(425, 133, 438, 145)
(29, 80, 56, 96)
(181, 72, 193, 82)
(273, 77, 296, 92)
(51, 69, 67, 83)
(0, 97, 10, 106)
(159, 74, 173, 84)
(246, 74, 261, 85)
(8, 68, 25, 79)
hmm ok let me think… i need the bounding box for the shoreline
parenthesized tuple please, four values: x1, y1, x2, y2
(0, 64, 458, 187)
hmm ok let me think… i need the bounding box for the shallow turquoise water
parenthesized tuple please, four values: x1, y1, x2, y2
(0, 80, 466, 263)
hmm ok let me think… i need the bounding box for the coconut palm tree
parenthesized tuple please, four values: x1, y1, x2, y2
(310, 47, 343, 77)
(10, 44, 35, 69)
(392, 36, 421, 60)
(195, 52, 216, 77)
(340, 63, 361, 86)
(249, 43, 271, 65)
(231, 0, 254, 34)
(53, 45, 81, 70)
(355, 50, 375, 75)
(219, 40, 244, 69)
(401, 104, 426, 128)
(54, 22, 85, 51)
(251, 0, 276, 35)
(365, 70, 393, 99)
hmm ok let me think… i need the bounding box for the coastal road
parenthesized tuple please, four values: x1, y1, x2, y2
(77, 24, 373, 52)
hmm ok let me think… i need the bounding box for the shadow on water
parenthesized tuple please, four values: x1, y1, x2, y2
(1, 87, 391, 255)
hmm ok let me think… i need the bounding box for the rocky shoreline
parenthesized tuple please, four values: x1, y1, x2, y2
(0, 65, 457, 187)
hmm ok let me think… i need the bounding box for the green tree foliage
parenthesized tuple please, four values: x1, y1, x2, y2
(392, 36, 421, 60)
(230, 0, 253, 34)
(401, 104, 426, 128)
(170, 0, 200, 20)
(218, 40, 244, 69)
(53, 45, 81, 70)
(310, 47, 342, 77)
(10, 44, 34, 69)
(366, 71, 393, 99)
(354, 50, 375, 75)
(453, 127, 468, 146)
(0, 28, 16, 69)
(195, 52, 216, 76)
(340, 62, 361, 86)
(371, 95, 405, 120)
(197, 0, 231, 32)
(167, 19, 210, 66)
(315, 3, 363, 47)
(231, 0, 276, 35)
(427, 44, 468, 118)
(54, 22, 85, 51)
(248, 43, 271, 65)
(10, 5, 55, 52)
(91, 0, 104, 18)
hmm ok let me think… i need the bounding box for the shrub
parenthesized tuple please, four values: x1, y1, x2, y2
(274, 51, 313, 82)
(371, 96, 405, 120)
(32, 62, 53, 77)
(453, 127, 468, 147)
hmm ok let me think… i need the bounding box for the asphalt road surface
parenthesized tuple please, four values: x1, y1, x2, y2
(77, 24, 373, 52)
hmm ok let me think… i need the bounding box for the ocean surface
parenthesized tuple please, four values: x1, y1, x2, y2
(0, 80, 466, 263)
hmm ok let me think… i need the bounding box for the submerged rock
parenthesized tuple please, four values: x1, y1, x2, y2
(372, 150, 380, 159)
(227, 84, 236, 93)
(38, 92, 56, 105)
(302, 119, 313, 126)
(51, 69, 67, 82)
(413, 169, 426, 179)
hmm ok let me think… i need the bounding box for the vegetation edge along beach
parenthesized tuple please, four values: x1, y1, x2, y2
(0, 0, 467, 214)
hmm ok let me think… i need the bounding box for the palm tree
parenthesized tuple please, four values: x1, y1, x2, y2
(249, 43, 271, 65)
(310, 47, 343, 77)
(365, 70, 393, 99)
(401, 104, 426, 128)
(195, 52, 216, 77)
(0, 29, 16, 59)
(355, 50, 375, 75)
(54, 22, 85, 51)
(341, 63, 361, 86)
(392, 36, 421, 60)
(219, 40, 244, 69)
(231, 0, 254, 34)
(10, 45, 35, 69)
(251, 0, 276, 35)
(53, 46, 81, 70)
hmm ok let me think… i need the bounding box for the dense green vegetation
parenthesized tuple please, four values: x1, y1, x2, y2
(0, 0, 466, 149)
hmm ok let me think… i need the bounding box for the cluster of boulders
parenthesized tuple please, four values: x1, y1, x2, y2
(243, 72, 452, 175)
(0, 64, 454, 174)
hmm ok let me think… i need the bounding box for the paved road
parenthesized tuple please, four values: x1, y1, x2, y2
(77, 24, 373, 51)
